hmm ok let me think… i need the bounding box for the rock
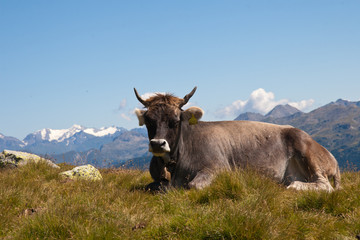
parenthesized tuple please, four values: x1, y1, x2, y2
(0, 150, 60, 169)
(21, 207, 45, 217)
(59, 164, 102, 181)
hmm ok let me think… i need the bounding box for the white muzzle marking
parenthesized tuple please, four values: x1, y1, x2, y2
(149, 139, 170, 156)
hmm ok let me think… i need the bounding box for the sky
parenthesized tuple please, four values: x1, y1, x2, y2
(1, 1, 359, 140)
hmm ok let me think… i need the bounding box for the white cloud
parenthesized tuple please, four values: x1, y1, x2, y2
(141, 92, 166, 100)
(288, 99, 315, 111)
(120, 113, 132, 121)
(215, 88, 314, 119)
(118, 99, 127, 111)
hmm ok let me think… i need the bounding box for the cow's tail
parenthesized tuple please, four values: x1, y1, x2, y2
(334, 164, 341, 190)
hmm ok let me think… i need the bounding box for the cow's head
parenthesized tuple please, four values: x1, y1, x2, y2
(134, 87, 203, 157)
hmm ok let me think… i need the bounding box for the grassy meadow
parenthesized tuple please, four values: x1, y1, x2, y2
(1, 162, 360, 239)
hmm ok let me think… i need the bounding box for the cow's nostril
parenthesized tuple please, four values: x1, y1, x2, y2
(160, 141, 166, 146)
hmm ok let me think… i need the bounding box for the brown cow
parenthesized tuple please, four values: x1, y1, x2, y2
(134, 87, 341, 191)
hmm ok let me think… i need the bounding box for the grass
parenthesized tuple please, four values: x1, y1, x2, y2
(1, 162, 360, 239)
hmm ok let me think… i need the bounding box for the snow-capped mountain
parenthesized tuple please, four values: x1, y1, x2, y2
(22, 125, 126, 154)
(30, 124, 86, 143)
(24, 125, 123, 144)
(0, 125, 148, 168)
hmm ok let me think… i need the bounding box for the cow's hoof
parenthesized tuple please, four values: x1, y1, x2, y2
(145, 182, 162, 192)
(145, 181, 169, 193)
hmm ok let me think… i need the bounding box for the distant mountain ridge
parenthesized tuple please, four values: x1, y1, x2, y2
(53, 128, 149, 168)
(22, 125, 126, 155)
(265, 104, 302, 119)
(235, 104, 302, 121)
(0, 133, 25, 151)
(0, 125, 149, 169)
(24, 124, 123, 143)
(235, 112, 265, 121)
(24, 124, 125, 142)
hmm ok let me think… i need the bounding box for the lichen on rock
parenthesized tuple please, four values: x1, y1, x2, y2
(59, 164, 102, 181)
(0, 150, 59, 169)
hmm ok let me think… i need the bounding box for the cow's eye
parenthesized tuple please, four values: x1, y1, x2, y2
(169, 120, 179, 128)
(144, 116, 156, 127)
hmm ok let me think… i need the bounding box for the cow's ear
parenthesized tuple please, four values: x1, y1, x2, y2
(182, 107, 204, 125)
(134, 108, 146, 126)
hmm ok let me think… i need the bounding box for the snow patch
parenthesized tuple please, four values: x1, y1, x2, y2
(33, 125, 122, 142)
(42, 125, 84, 142)
(84, 126, 119, 137)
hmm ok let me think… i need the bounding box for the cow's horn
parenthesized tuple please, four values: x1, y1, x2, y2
(180, 86, 197, 108)
(134, 88, 148, 107)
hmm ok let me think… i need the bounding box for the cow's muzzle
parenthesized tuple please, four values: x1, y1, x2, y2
(149, 139, 170, 156)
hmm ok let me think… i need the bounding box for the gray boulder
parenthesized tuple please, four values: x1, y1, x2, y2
(0, 150, 59, 169)
(59, 164, 102, 181)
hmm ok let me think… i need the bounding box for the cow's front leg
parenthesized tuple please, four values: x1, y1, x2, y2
(188, 170, 214, 190)
(146, 156, 171, 192)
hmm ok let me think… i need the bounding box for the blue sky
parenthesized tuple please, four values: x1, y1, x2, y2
(1, 1, 359, 140)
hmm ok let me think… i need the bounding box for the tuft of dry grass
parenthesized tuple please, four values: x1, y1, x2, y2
(1, 162, 360, 239)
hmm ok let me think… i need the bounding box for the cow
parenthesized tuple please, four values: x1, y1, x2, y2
(134, 87, 341, 192)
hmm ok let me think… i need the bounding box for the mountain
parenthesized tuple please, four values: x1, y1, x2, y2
(235, 104, 302, 121)
(235, 99, 360, 170)
(22, 125, 126, 155)
(51, 128, 149, 168)
(0, 133, 24, 151)
(0, 125, 149, 169)
(235, 112, 265, 121)
(265, 104, 302, 119)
